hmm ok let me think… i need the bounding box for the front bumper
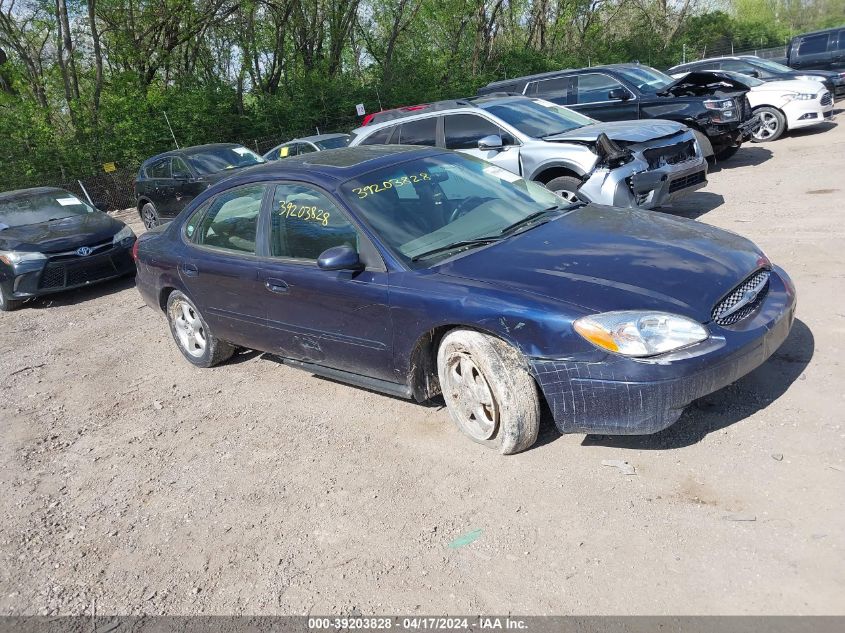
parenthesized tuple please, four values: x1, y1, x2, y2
(530, 267, 796, 435)
(578, 137, 709, 210)
(0, 242, 136, 300)
(784, 93, 835, 130)
(707, 114, 761, 150)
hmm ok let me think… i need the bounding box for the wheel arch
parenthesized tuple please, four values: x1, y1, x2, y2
(406, 322, 534, 402)
(752, 104, 789, 131)
(530, 162, 587, 184)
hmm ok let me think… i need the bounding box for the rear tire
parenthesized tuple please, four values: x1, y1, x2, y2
(751, 107, 786, 142)
(542, 175, 583, 204)
(0, 285, 22, 312)
(437, 329, 540, 454)
(141, 202, 160, 229)
(166, 291, 234, 367)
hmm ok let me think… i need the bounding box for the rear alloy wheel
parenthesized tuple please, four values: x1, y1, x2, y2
(437, 329, 540, 454)
(543, 175, 583, 204)
(141, 202, 160, 229)
(166, 291, 234, 367)
(0, 285, 22, 312)
(752, 107, 786, 143)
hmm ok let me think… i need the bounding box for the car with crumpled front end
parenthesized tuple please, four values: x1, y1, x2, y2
(0, 187, 135, 311)
(478, 64, 760, 161)
(349, 95, 708, 209)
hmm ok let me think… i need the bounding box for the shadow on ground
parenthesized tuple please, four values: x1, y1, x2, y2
(663, 191, 726, 220)
(709, 145, 773, 173)
(533, 318, 813, 451)
(786, 120, 838, 139)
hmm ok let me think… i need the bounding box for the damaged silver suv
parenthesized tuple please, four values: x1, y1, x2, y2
(349, 95, 708, 208)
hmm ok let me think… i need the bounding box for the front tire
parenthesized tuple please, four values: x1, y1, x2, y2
(437, 329, 540, 454)
(0, 285, 22, 312)
(141, 202, 160, 229)
(543, 175, 583, 204)
(752, 107, 786, 142)
(166, 291, 234, 367)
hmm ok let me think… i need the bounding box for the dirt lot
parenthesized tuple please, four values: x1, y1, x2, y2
(1, 120, 844, 617)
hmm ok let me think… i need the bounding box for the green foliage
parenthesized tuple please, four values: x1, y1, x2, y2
(0, 0, 843, 191)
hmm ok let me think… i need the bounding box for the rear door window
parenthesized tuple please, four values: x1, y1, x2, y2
(836, 30, 845, 50)
(360, 126, 395, 145)
(193, 184, 266, 254)
(526, 76, 574, 100)
(147, 159, 171, 179)
(798, 33, 830, 56)
(397, 117, 437, 146)
(444, 114, 506, 150)
(297, 143, 317, 154)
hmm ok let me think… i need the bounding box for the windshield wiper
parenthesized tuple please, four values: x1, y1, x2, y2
(411, 236, 502, 262)
(498, 206, 569, 236)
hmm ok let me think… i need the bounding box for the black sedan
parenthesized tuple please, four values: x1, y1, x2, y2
(0, 187, 136, 311)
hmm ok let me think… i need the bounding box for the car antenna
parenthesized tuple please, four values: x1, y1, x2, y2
(163, 111, 180, 149)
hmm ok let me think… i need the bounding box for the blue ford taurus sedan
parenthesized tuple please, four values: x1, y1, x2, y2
(134, 146, 796, 454)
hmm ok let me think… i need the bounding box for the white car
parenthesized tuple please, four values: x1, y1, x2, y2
(671, 70, 833, 142)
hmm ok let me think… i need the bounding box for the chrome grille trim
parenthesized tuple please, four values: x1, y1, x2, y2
(711, 269, 771, 326)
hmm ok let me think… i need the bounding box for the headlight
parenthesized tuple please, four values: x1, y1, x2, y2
(0, 250, 47, 266)
(574, 311, 709, 357)
(112, 225, 136, 246)
(703, 99, 734, 111)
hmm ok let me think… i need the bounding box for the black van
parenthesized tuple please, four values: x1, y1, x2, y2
(782, 27, 845, 73)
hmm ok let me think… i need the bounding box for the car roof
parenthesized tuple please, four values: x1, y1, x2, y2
(479, 63, 652, 91)
(792, 26, 841, 37)
(296, 133, 350, 143)
(233, 145, 439, 183)
(141, 143, 243, 166)
(353, 95, 529, 132)
(0, 186, 73, 202)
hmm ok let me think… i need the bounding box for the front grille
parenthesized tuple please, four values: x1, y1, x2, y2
(821, 92, 832, 107)
(38, 254, 121, 290)
(711, 269, 770, 326)
(668, 170, 706, 194)
(643, 140, 697, 170)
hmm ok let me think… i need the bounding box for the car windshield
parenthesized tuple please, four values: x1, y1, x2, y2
(0, 191, 94, 229)
(613, 66, 675, 93)
(750, 58, 794, 74)
(480, 99, 595, 138)
(341, 152, 569, 266)
(315, 136, 351, 150)
(186, 146, 265, 175)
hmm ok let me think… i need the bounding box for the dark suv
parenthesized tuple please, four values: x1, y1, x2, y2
(780, 27, 845, 75)
(135, 143, 265, 228)
(478, 63, 759, 160)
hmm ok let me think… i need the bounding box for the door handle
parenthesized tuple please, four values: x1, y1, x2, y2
(181, 263, 199, 277)
(265, 278, 289, 293)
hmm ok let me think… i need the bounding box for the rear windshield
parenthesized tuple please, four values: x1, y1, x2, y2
(315, 136, 351, 150)
(0, 191, 93, 229)
(480, 99, 594, 138)
(185, 146, 265, 175)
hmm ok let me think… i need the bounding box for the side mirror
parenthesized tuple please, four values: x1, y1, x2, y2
(94, 201, 109, 212)
(747, 70, 760, 79)
(317, 245, 363, 271)
(608, 87, 630, 101)
(478, 134, 504, 151)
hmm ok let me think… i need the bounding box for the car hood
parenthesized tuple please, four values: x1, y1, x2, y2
(751, 78, 828, 93)
(0, 211, 125, 253)
(436, 205, 766, 322)
(657, 71, 749, 97)
(544, 120, 687, 144)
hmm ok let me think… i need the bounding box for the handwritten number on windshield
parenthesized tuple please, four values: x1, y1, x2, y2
(353, 172, 431, 198)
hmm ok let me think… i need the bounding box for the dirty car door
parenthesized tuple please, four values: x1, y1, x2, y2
(259, 182, 393, 380)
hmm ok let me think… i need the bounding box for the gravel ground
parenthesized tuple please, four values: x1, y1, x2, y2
(1, 120, 843, 616)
